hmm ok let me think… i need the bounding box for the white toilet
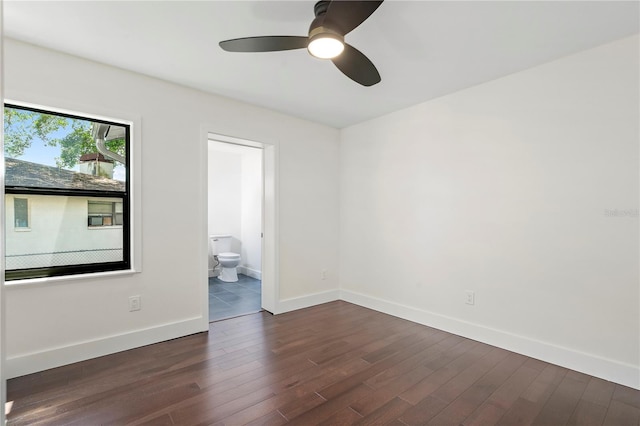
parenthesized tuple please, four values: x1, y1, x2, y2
(209, 234, 241, 282)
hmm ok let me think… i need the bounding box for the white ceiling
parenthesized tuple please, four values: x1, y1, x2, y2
(3, 1, 639, 128)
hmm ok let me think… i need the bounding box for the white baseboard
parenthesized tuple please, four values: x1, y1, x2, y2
(340, 289, 640, 390)
(210, 266, 260, 279)
(275, 289, 340, 314)
(238, 266, 261, 280)
(5, 316, 207, 379)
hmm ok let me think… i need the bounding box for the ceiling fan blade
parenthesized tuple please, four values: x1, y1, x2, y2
(331, 43, 381, 86)
(324, 1, 384, 35)
(219, 36, 308, 52)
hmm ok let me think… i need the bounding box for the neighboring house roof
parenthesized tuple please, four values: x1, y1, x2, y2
(5, 158, 125, 192)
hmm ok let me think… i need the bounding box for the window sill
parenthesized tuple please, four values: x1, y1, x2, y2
(14, 228, 32, 232)
(88, 225, 123, 230)
(4, 268, 140, 288)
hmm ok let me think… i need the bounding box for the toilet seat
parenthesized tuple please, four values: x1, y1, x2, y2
(218, 252, 240, 260)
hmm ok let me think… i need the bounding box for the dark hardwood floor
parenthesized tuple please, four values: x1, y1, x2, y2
(6, 301, 640, 425)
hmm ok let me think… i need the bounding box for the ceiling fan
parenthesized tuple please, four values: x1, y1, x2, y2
(219, 0, 383, 87)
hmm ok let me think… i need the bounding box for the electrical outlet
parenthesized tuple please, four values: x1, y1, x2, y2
(321, 270, 327, 280)
(129, 295, 141, 311)
(465, 290, 475, 305)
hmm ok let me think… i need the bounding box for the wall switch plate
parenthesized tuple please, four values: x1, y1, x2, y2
(465, 290, 475, 305)
(321, 270, 327, 280)
(129, 295, 141, 311)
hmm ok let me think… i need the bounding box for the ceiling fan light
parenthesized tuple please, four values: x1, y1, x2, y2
(308, 33, 344, 59)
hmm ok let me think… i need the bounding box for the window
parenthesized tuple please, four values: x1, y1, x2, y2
(4, 103, 131, 280)
(14, 197, 29, 229)
(88, 201, 123, 227)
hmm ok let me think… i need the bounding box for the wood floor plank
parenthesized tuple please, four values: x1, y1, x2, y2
(531, 373, 590, 425)
(287, 384, 374, 425)
(317, 407, 363, 425)
(612, 384, 640, 410)
(429, 346, 511, 405)
(399, 340, 492, 405)
(353, 397, 413, 425)
(567, 400, 609, 426)
(6, 301, 640, 426)
(603, 399, 640, 426)
(213, 390, 322, 426)
(243, 410, 289, 426)
(278, 393, 327, 421)
(397, 346, 510, 425)
(483, 364, 543, 411)
(363, 332, 458, 390)
(581, 377, 616, 408)
(349, 364, 434, 417)
(398, 395, 449, 425)
(496, 364, 568, 426)
(463, 401, 507, 426)
(168, 383, 276, 424)
(462, 363, 542, 425)
(136, 413, 174, 426)
(217, 350, 376, 425)
(427, 351, 527, 425)
(316, 333, 440, 402)
(271, 357, 370, 398)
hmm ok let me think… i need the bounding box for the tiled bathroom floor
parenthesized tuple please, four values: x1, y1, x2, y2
(209, 274, 262, 322)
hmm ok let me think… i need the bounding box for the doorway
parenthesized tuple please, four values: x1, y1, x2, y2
(207, 140, 262, 321)
(205, 132, 278, 322)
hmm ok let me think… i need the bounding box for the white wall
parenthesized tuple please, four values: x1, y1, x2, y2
(240, 147, 262, 277)
(340, 35, 639, 388)
(207, 148, 242, 251)
(3, 38, 340, 377)
(207, 141, 262, 278)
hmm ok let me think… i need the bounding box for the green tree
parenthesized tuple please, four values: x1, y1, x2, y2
(3, 107, 125, 169)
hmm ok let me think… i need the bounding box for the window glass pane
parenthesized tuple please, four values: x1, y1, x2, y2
(6, 194, 125, 270)
(89, 201, 114, 215)
(4, 109, 126, 192)
(14, 198, 28, 228)
(89, 216, 104, 226)
(4, 104, 130, 278)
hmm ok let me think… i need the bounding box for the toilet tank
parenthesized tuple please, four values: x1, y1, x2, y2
(209, 234, 231, 255)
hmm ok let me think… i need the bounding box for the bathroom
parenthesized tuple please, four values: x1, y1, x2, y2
(208, 139, 263, 322)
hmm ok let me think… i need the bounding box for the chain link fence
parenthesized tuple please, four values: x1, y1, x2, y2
(6, 248, 123, 270)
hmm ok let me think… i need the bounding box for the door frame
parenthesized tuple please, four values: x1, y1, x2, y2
(201, 130, 279, 324)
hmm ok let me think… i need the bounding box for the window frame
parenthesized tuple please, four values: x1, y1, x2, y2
(88, 200, 124, 228)
(12, 196, 30, 230)
(4, 102, 132, 281)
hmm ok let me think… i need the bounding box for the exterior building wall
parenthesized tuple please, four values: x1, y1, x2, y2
(5, 194, 123, 269)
